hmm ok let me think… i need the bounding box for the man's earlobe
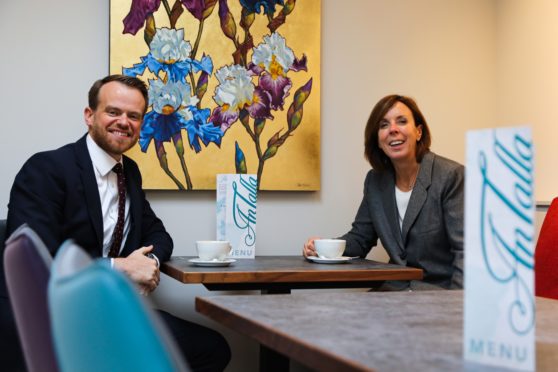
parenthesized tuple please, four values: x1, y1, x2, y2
(84, 107, 93, 126)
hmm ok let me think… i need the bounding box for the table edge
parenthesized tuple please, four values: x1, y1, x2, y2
(162, 257, 423, 284)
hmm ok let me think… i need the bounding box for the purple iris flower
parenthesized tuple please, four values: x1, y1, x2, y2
(209, 106, 240, 133)
(123, 0, 161, 35)
(246, 87, 273, 120)
(209, 84, 272, 132)
(249, 32, 307, 110)
(258, 74, 291, 111)
(180, 0, 212, 20)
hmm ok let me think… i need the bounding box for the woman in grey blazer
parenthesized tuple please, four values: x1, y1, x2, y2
(304, 95, 464, 290)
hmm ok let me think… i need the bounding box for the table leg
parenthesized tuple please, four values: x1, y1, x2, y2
(260, 344, 289, 372)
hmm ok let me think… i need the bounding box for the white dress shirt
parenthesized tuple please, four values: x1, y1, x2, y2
(395, 186, 413, 232)
(86, 134, 131, 257)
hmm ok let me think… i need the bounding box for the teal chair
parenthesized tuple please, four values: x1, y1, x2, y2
(48, 240, 189, 372)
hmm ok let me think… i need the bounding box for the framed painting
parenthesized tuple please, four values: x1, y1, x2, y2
(109, 0, 321, 190)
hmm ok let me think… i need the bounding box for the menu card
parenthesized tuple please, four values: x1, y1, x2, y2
(216, 174, 257, 258)
(463, 126, 535, 370)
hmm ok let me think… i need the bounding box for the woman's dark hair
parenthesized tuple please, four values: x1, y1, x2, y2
(88, 74, 149, 115)
(364, 94, 431, 171)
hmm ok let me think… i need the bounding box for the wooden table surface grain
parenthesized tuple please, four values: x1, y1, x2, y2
(161, 256, 423, 285)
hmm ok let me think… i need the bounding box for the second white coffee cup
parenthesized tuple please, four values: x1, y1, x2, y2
(314, 239, 346, 259)
(196, 240, 232, 261)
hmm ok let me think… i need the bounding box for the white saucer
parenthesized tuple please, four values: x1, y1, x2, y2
(306, 256, 352, 264)
(188, 258, 236, 267)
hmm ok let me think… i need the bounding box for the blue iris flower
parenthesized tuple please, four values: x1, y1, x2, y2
(139, 111, 189, 152)
(240, 0, 284, 15)
(140, 108, 223, 153)
(184, 107, 223, 153)
(235, 141, 247, 174)
(123, 53, 213, 83)
(235, 142, 245, 165)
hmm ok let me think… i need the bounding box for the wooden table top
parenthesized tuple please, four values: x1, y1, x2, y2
(161, 256, 423, 289)
(196, 290, 558, 372)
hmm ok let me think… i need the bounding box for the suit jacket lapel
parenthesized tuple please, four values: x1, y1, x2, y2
(123, 156, 140, 256)
(75, 135, 103, 249)
(380, 170, 405, 251)
(401, 152, 434, 243)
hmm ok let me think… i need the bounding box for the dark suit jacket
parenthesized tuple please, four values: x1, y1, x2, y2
(341, 152, 464, 289)
(2, 134, 173, 297)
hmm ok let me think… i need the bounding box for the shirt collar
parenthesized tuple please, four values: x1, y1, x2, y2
(86, 134, 122, 177)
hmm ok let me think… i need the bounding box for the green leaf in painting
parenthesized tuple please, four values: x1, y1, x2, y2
(170, 0, 184, 28)
(144, 14, 156, 46)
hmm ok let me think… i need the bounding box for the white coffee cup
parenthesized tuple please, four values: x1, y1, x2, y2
(314, 239, 346, 259)
(196, 241, 232, 261)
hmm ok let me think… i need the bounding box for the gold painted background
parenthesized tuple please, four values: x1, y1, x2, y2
(109, 0, 321, 190)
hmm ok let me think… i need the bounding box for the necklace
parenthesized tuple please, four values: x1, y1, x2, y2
(398, 165, 420, 192)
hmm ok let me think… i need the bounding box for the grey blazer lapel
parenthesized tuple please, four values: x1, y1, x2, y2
(380, 170, 405, 250)
(401, 152, 434, 243)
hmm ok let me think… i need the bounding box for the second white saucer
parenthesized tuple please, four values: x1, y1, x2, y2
(188, 258, 236, 267)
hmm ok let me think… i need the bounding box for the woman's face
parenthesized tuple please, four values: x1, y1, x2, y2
(377, 101, 423, 165)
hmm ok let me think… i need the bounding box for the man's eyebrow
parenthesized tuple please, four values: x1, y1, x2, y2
(104, 106, 142, 116)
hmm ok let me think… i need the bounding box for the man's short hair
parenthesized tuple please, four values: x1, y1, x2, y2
(88, 75, 149, 115)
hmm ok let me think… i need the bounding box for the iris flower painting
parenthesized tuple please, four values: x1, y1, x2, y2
(110, 0, 320, 190)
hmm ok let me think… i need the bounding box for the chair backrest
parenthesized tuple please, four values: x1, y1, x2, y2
(535, 198, 558, 299)
(48, 240, 188, 372)
(0, 219, 6, 246)
(3, 224, 58, 372)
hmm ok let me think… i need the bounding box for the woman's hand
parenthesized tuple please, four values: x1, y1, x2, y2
(303, 236, 320, 257)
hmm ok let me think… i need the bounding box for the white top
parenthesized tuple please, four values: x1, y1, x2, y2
(395, 186, 413, 231)
(86, 134, 130, 257)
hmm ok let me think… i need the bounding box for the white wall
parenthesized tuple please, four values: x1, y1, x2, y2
(2, 0, 538, 371)
(0, 0, 497, 253)
(495, 0, 558, 202)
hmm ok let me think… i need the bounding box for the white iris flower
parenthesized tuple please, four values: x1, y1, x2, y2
(252, 32, 295, 74)
(213, 65, 255, 111)
(150, 28, 192, 63)
(149, 79, 199, 115)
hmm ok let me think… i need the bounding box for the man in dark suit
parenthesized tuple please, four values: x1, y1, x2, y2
(1, 75, 230, 371)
